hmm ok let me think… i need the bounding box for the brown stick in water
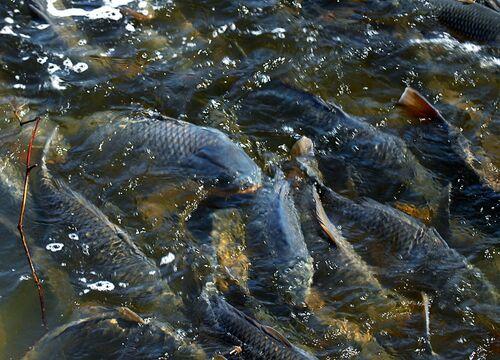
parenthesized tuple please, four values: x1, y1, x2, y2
(17, 116, 47, 328)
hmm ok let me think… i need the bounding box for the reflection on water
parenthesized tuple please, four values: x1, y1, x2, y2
(0, 0, 498, 359)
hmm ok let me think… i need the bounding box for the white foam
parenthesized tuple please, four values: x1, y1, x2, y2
(68, 232, 79, 240)
(88, 280, 115, 291)
(125, 23, 135, 32)
(47, 63, 61, 74)
(160, 252, 175, 266)
(0, 25, 16, 36)
(46, 0, 131, 20)
(409, 34, 481, 53)
(46, 243, 64, 252)
(72, 62, 88, 73)
(50, 75, 67, 90)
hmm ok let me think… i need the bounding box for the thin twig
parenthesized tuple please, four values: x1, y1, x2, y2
(17, 117, 47, 328)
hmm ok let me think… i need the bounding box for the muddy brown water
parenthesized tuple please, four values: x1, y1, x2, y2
(0, 1, 498, 359)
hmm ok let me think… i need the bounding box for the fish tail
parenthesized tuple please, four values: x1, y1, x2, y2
(28, 0, 56, 26)
(398, 87, 443, 122)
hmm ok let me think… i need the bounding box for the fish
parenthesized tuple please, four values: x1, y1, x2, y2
(27, 0, 88, 51)
(398, 87, 499, 190)
(477, 0, 500, 12)
(429, 0, 500, 42)
(23, 306, 205, 359)
(70, 111, 262, 194)
(290, 137, 499, 352)
(314, 177, 497, 312)
(289, 137, 436, 357)
(245, 171, 314, 309)
(398, 87, 499, 238)
(201, 293, 318, 360)
(235, 82, 442, 207)
(33, 127, 178, 310)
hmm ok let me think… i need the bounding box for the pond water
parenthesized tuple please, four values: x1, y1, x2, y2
(0, 1, 498, 359)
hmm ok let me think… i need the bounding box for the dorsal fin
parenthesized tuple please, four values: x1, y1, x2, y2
(312, 187, 346, 249)
(230, 303, 293, 348)
(398, 87, 443, 121)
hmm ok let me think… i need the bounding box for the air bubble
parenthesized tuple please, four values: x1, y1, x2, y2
(88, 281, 115, 292)
(46, 243, 64, 252)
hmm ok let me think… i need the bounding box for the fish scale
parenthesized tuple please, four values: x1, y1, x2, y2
(431, 0, 500, 42)
(35, 128, 175, 308)
(207, 296, 317, 360)
(320, 186, 447, 259)
(73, 113, 261, 191)
(246, 175, 314, 308)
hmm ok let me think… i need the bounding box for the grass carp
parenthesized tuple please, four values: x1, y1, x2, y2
(235, 82, 441, 207)
(24, 306, 204, 360)
(201, 293, 318, 360)
(33, 128, 177, 310)
(398, 87, 499, 239)
(71, 111, 262, 194)
(429, 0, 500, 42)
(245, 172, 314, 310)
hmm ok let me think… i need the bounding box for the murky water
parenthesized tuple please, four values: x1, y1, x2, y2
(0, 0, 498, 359)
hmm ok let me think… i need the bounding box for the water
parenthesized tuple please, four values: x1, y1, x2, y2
(0, 0, 498, 358)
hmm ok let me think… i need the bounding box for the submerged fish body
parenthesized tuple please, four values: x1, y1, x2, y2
(429, 0, 500, 42)
(398, 87, 500, 237)
(34, 129, 175, 308)
(238, 82, 440, 205)
(73, 112, 262, 193)
(246, 174, 314, 308)
(288, 138, 433, 356)
(24, 306, 204, 360)
(291, 134, 495, 309)
(316, 184, 496, 308)
(203, 295, 317, 360)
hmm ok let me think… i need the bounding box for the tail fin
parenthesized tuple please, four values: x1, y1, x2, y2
(28, 0, 56, 26)
(398, 87, 443, 122)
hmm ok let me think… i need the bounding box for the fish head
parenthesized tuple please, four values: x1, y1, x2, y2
(189, 143, 262, 193)
(289, 136, 324, 184)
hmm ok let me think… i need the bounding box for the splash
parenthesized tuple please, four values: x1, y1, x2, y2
(46, 0, 135, 21)
(88, 280, 115, 292)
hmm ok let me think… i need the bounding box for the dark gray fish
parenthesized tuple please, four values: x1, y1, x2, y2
(311, 171, 498, 355)
(289, 137, 437, 357)
(430, 0, 500, 42)
(245, 172, 313, 309)
(23, 306, 204, 360)
(203, 294, 318, 360)
(235, 82, 441, 206)
(477, 0, 500, 12)
(34, 128, 176, 309)
(398, 87, 499, 238)
(315, 182, 496, 307)
(72, 112, 262, 193)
